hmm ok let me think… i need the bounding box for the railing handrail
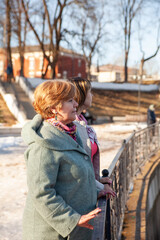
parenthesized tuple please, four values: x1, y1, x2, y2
(108, 131, 135, 176)
(92, 121, 160, 240)
(135, 122, 157, 135)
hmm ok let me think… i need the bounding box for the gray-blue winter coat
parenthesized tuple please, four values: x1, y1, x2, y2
(21, 114, 97, 240)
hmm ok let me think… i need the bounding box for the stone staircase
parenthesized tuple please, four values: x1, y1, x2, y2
(0, 81, 36, 121)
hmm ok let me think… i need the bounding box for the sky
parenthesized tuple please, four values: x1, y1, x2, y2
(95, 1, 160, 75)
(8, 0, 160, 75)
(61, 0, 160, 75)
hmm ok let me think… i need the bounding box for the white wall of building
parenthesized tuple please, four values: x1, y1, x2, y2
(98, 71, 117, 82)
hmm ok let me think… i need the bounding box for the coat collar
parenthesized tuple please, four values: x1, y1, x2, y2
(22, 114, 88, 156)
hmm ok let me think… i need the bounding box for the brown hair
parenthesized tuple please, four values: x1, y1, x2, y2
(68, 77, 91, 110)
(33, 80, 75, 119)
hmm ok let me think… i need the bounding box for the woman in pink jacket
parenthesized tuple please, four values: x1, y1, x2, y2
(68, 77, 116, 197)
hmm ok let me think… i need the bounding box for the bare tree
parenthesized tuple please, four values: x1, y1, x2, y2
(119, 0, 144, 82)
(139, 46, 160, 79)
(11, 0, 29, 76)
(80, 11, 105, 80)
(6, 0, 14, 81)
(21, 0, 84, 79)
(40, 11, 46, 78)
(0, 4, 6, 48)
(138, 9, 160, 78)
(70, 1, 108, 80)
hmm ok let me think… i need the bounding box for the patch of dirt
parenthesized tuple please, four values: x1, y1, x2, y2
(0, 94, 17, 126)
(90, 89, 159, 118)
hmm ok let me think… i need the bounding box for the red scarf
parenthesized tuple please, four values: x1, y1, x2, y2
(46, 118, 77, 141)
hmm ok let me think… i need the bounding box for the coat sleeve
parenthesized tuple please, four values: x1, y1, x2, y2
(25, 144, 81, 238)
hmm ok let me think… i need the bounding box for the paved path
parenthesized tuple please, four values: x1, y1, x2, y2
(0, 136, 27, 240)
(121, 151, 160, 240)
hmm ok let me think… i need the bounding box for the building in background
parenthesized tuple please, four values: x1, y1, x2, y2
(0, 45, 86, 80)
(91, 64, 141, 82)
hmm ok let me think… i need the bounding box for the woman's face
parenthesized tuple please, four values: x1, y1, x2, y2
(83, 89, 93, 109)
(56, 98, 78, 124)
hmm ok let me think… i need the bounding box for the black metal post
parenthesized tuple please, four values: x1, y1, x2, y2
(102, 169, 111, 240)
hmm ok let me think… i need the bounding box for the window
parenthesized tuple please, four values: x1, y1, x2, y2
(116, 72, 121, 81)
(78, 59, 81, 67)
(63, 71, 67, 79)
(29, 57, 35, 70)
(0, 61, 4, 75)
(50, 55, 53, 61)
(78, 73, 81, 77)
(57, 73, 61, 78)
(39, 57, 43, 70)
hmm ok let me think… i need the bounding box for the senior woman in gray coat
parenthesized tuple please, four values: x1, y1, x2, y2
(21, 80, 106, 240)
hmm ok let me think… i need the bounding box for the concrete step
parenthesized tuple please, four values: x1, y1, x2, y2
(11, 83, 36, 119)
(0, 81, 15, 94)
(1, 81, 36, 120)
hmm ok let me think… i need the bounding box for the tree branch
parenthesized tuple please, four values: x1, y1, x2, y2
(144, 45, 160, 62)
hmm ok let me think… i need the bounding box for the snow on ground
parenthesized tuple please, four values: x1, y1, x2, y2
(27, 77, 46, 88)
(93, 121, 147, 172)
(0, 121, 147, 240)
(0, 136, 27, 240)
(91, 82, 159, 92)
(26, 77, 159, 92)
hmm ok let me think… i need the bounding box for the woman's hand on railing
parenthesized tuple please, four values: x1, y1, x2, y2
(104, 184, 116, 199)
(98, 185, 116, 199)
(77, 208, 102, 230)
(100, 176, 112, 185)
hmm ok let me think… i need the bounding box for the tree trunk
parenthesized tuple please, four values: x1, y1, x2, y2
(20, 54, 24, 76)
(50, 63, 56, 79)
(87, 62, 91, 81)
(124, 51, 128, 82)
(6, 0, 13, 82)
(41, 12, 45, 79)
(42, 62, 49, 79)
(50, 52, 59, 79)
(52, 68, 56, 79)
(139, 58, 144, 81)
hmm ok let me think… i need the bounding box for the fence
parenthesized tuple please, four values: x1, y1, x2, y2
(146, 162, 160, 240)
(92, 122, 160, 240)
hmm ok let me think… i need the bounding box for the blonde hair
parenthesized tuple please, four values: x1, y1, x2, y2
(68, 77, 91, 110)
(33, 80, 75, 119)
(149, 104, 155, 111)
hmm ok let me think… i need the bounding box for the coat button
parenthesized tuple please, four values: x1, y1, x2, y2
(84, 155, 88, 160)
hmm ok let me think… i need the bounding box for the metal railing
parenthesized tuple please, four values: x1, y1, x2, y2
(146, 162, 160, 240)
(92, 122, 160, 240)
